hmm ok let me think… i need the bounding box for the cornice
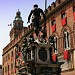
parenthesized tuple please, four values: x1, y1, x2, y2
(46, 0, 73, 19)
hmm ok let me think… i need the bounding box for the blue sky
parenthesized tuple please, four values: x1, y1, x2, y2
(0, 0, 55, 64)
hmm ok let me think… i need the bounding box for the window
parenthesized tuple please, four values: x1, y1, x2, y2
(3, 68, 4, 75)
(51, 19, 56, 25)
(54, 36, 57, 53)
(26, 48, 35, 61)
(63, 29, 70, 61)
(11, 63, 13, 70)
(61, 13, 66, 19)
(11, 51, 13, 61)
(5, 66, 7, 73)
(27, 51, 31, 61)
(51, 18, 56, 32)
(5, 56, 7, 62)
(18, 22, 20, 26)
(18, 60, 21, 65)
(61, 11, 67, 26)
(11, 63, 13, 74)
(31, 50, 34, 60)
(11, 51, 13, 57)
(49, 36, 58, 62)
(73, 6, 75, 20)
(18, 47, 21, 52)
(8, 65, 10, 75)
(3, 58, 4, 65)
(64, 29, 70, 49)
(49, 36, 58, 53)
(8, 65, 9, 71)
(16, 23, 19, 26)
(8, 54, 10, 60)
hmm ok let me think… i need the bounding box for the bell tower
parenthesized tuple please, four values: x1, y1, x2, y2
(10, 9, 23, 41)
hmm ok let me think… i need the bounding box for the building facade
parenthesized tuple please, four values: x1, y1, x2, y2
(2, 0, 75, 75)
(2, 10, 28, 75)
(0, 65, 2, 75)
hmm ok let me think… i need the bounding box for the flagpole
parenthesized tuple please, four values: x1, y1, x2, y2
(8, 23, 12, 29)
(44, 0, 47, 31)
(45, 0, 47, 13)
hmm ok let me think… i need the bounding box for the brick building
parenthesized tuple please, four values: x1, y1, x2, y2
(2, 10, 28, 75)
(0, 65, 2, 75)
(2, 0, 75, 75)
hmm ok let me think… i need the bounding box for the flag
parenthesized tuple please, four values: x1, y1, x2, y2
(14, 68, 16, 73)
(8, 23, 12, 26)
(8, 23, 12, 29)
(18, 52, 23, 58)
(73, 12, 75, 20)
(51, 24, 56, 32)
(18, 52, 21, 56)
(15, 51, 23, 62)
(62, 18, 67, 26)
(52, 53, 57, 62)
(64, 50, 69, 60)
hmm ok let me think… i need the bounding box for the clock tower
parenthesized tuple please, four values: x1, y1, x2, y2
(10, 9, 23, 41)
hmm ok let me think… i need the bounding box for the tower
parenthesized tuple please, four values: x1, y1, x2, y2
(10, 9, 23, 41)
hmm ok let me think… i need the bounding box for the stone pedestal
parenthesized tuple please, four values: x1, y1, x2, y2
(26, 43, 64, 75)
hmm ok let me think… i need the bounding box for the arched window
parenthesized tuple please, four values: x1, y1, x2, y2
(49, 36, 58, 53)
(54, 36, 57, 53)
(8, 65, 9, 75)
(64, 29, 70, 49)
(11, 63, 13, 74)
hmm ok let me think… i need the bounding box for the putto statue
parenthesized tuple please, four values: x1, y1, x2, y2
(27, 4, 46, 37)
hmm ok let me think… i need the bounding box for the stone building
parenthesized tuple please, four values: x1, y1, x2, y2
(2, 0, 75, 75)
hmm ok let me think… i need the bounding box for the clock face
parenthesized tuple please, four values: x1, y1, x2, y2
(38, 47, 47, 62)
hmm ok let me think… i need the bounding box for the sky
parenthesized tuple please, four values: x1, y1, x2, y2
(0, 0, 56, 64)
